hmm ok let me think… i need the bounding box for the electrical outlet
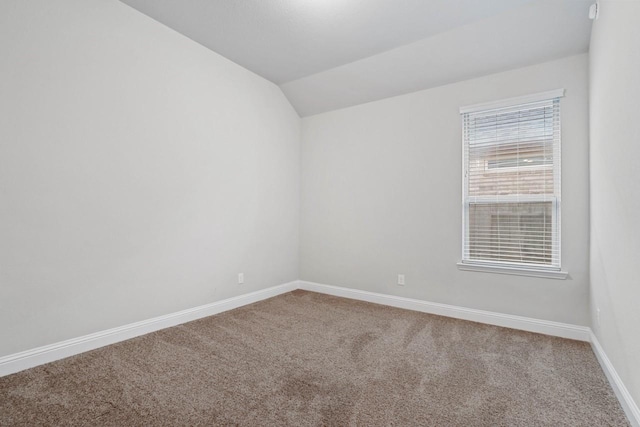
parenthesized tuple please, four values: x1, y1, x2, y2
(397, 274, 405, 286)
(238, 273, 244, 285)
(589, 3, 599, 20)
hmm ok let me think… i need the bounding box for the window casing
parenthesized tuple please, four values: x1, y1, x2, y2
(461, 91, 563, 274)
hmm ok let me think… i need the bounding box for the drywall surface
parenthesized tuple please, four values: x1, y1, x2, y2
(0, 0, 300, 356)
(589, 0, 640, 406)
(301, 54, 590, 325)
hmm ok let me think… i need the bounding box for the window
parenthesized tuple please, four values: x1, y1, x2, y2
(458, 90, 567, 279)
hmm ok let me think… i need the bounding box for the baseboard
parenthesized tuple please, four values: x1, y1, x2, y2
(590, 331, 640, 427)
(3, 278, 637, 427)
(0, 281, 298, 377)
(298, 281, 591, 342)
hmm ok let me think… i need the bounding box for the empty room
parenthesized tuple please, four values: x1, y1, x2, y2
(1, 0, 639, 425)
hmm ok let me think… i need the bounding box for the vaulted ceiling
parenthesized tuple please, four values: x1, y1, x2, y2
(120, 0, 593, 116)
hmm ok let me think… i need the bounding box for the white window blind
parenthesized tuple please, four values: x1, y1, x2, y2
(461, 92, 562, 271)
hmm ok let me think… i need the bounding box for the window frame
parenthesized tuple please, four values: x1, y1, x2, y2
(457, 89, 568, 280)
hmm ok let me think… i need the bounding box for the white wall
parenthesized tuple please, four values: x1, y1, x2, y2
(0, 0, 300, 357)
(589, 0, 640, 406)
(301, 54, 590, 325)
(0, 0, 603, 365)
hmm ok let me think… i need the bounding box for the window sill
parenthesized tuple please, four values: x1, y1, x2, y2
(456, 262, 568, 280)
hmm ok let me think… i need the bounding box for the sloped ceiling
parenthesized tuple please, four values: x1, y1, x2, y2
(120, 0, 592, 116)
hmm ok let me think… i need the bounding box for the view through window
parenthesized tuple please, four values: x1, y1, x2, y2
(462, 94, 561, 269)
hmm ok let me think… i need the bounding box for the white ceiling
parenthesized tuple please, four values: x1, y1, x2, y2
(119, 0, 593, 116)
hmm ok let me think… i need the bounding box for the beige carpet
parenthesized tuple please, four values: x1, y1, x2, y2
(0, 290, 629, 426)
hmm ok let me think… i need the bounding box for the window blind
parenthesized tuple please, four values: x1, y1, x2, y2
(462, 95, 561, 270)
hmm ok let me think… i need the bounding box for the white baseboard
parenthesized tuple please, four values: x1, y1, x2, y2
(2, 278, 637, 427)
(0, 281, 298, 377)
(590, 331, 640, 427)
(298, 281, 591, 342)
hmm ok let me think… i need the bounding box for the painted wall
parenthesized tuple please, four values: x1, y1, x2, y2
(0, 0, 300, 356)
(589, 0, 640, 406)
(301, 54, 590, 325)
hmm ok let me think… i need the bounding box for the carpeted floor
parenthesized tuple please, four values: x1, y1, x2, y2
(0, 290, 629, 426)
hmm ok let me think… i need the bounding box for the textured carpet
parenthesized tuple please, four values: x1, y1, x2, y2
(0, 290, 629, 426)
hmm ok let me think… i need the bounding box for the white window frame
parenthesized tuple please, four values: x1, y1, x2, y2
(457, 89, 568, 280)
